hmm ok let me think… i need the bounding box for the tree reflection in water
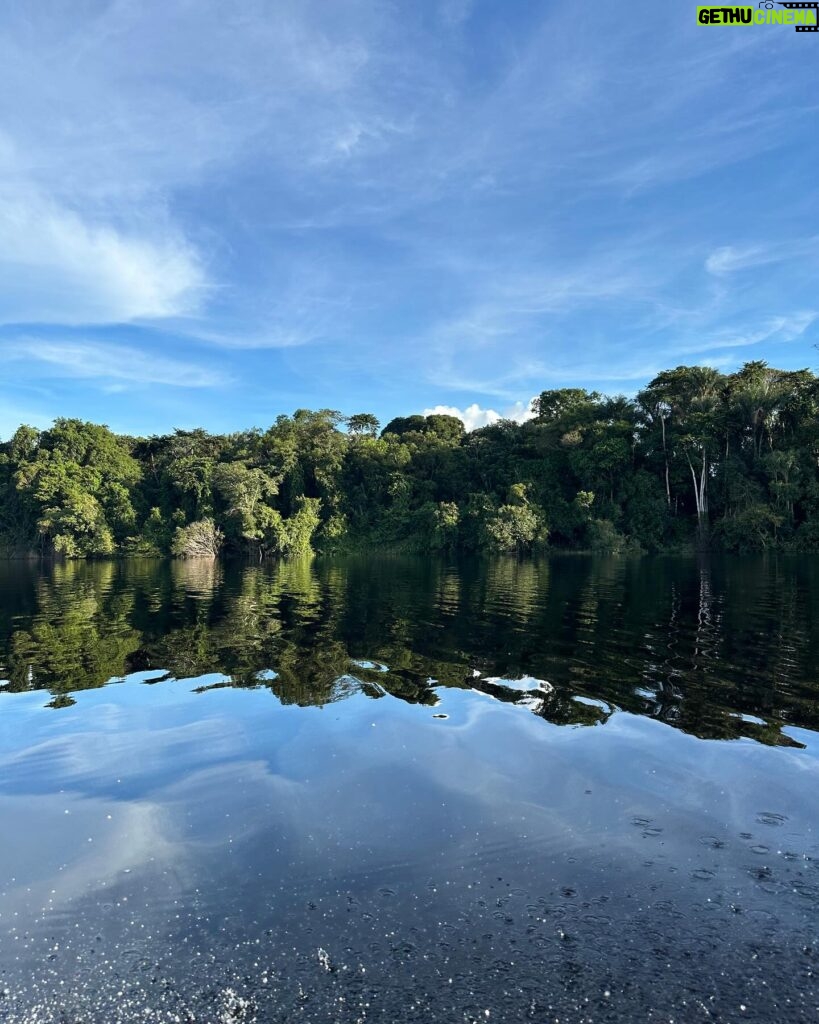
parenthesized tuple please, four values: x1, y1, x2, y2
(2, 554, 818, 746)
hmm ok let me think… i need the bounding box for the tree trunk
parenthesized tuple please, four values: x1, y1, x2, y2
(687, 450, 710, 549)
(661, 415, 671, 508)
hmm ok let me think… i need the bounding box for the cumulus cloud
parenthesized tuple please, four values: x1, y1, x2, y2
(423, 398, 536, 432)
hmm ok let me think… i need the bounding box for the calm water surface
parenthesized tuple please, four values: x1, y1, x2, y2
(0, 555, 817, 1023)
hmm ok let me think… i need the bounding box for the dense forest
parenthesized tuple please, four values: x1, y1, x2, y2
(2, 360, 819, 558)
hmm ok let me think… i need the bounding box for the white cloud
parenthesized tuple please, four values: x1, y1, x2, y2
(0, 0, 815, 422)
(0, 190, 206, 325)
(0, 1, 377, 331)
(674, 311, 817, 355)
(3, 340, 227, 389)
(705, 245, 774, 276)
(185, 326, 318, 350)
(705, 239, 819, 276)
(423, 398, 536, 432)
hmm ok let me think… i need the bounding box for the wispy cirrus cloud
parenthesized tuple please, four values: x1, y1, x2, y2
(0, 190, 206, 325)
(0, 0, 817, 432)
(2, 340, 228, 389)
(705, 238, 819, 276)
(0, 0, 380, 333)
(676, 311, 818, 354)
(705, 245, 773, 276)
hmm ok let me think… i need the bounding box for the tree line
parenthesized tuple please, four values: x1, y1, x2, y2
(1, 360, 818, 558)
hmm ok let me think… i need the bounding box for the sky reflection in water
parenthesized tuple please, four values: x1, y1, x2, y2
(0, 555, 818, 1022)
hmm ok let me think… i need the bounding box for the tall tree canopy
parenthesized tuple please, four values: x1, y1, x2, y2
(2, 361, 819, 558)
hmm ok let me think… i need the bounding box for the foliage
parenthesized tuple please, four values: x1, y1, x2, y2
(484, 503, 544, 552)
(2, 360, 819, 558)
(263, 497, 322, 556)
(586, 519, 631, 554)
(347, 413, 380, 438)
(172, 518, 224, 559)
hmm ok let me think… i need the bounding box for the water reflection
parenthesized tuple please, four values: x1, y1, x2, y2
(2, 555, 819, 745)
(1, 556, 819, 1022)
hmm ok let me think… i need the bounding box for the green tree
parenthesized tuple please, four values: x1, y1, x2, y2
(12, 419, 141, 556)
(639, 367, 723, 540)
(347, 413, 380, 438)
(172, 518, 224, 559)
(2, 363, 819, 559)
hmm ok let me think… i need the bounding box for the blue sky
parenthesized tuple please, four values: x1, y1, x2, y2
(1, 0, 817, 439)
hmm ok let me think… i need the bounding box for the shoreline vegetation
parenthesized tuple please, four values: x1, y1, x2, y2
(2, 361, 819, 560)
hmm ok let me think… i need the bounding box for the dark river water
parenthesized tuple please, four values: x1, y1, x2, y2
(0, 555, 817, 1023)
